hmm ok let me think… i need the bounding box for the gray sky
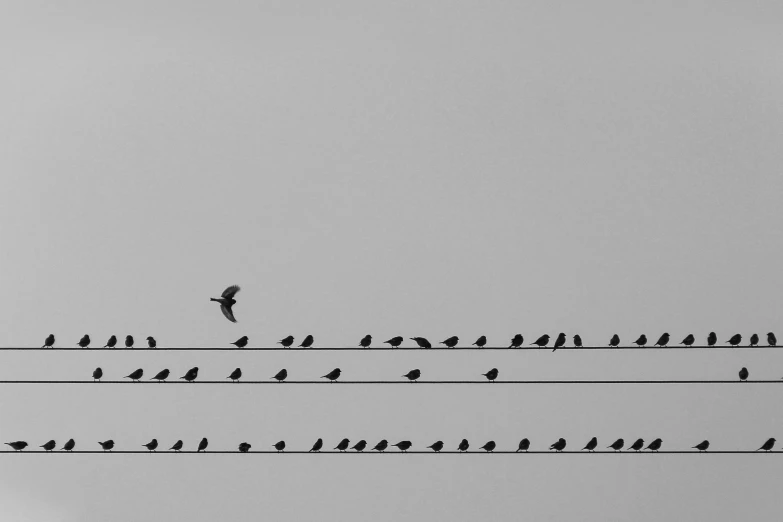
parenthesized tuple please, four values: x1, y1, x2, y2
(2, 0, 783, 520)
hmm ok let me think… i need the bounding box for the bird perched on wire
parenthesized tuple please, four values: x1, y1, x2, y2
(372, 440, 388, 452)
(609, 334, 620, 347)
(517, 439, 530, 452)
(78, 335, 91, 348)
(749, 334, 759, 347)
(143, 439, 158, 452)
(633, 335, 647, 348)
(98, 440, 114, 452)
(768, 332, 777, 346)
(170, 440, 183, 452)
(227, 368, 242, 382)
(351, 440, 367, 452)
(43, 334, 55, 348)
(483, 368, 499, 382)
(62, 439, 75, 451)
(278, 336, 294, 348)
(151, 369, 170, 382)
(273, 441, 286, 452)
(392, 441, 412, 452)
(457, 439, 469, 452)
(532, 335, 549, 348)
(40, 440, 56, 452)
(238, 442, 251, 453)
(321, 368, 341, 382)
(440, 336, 459, 348)
(384, 336, 403, 348)
(629, 438, 644, 451)
(272, 369, 288, 382)
(680, 334, 695, 346)
(104, 335, 117, 348)
(509, 334, 524, 348)
(197, 438, 208, 452)
(403, 369, 421, 382)
(582, 437, 597, 452)
(480, 441, 496, 452)
(125, 335, 134, 349)
(707, 332, 717, 346)
(428, 441, 444, 452)
(608, 439, 624, 451)
(232, 336, 249, 348)
(180, 367, 199, 382)
(211, 285, 240, 323)
(411, 337, 432, 349)
(93, 368, 103, 382)
(693, 440, 709, 452)
(5, 441, 27, 451)
(645, 439, 662, 452)
(553, 333, 566, 352)
(727, 334, 742, 346)
(739, 367, 749, 381)
(549, 438, 566, 452)
(309, 439, 323, 452)
(334, 439, 350, 452)
(125, 369, 144, 382)
(473, 336, 487, 348)
(654, 333, 669, 347)
(573, 335, 583, 348)
(299, 335, 314, 348)
(757, 438, 776, 452)
(359, 335, 372, 348)
(147, 336, 156, 348)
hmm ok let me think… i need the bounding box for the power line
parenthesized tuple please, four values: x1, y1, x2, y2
(0, 380, 777, 384)
(0, 450, 779, 454)
(0, 346, 779, 351)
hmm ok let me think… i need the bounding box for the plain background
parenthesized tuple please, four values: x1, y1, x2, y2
(2, 0, 783, 520)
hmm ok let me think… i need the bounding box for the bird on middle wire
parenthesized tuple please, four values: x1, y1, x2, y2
(335, 439, 350, 452)
(147, 336, 156, 348)
(633, 335, 647, 348)
(98, 440, 114, 452)
(43, 334, 54, 348)
(739, 367, 749, 381)
(125, 335, 134, 349)
(272, 369, 288, 382)
(322, 368, 341, 382)
(92, 368, 102, 382)
(532, 335, 549, 348)
(384, 336, 403, 348)
(609, 334, 620, 347)
(654, 333, 669, 347)
(440, 336, 459, 348)
(608, 439, 624, 451)
(125, 369, 143, 382)
(428, 441, 444, 452)
(553, 333, 566, 351)
(273, 441, 286, 452)
(227, 368, 242, 382)
(40, 440, 56, 452)
(232, 336, 249, 348)
(411, 337, 431, 348)
(509, 334, 524, 348)
(180, 367, 199, 382)
(582, 437, 597, 452)
(768, 332, 777, 346)
(359, 335, 372, 348)
(143, 439, 158, 452)
(372, 440, 388, 452)
(309, 439, 323, 452)
(78, 335, 90, 348)
(727, 334, 742, 347)
(517, 439, 530, 452)
(693, 440, 709, 452)
(757, 438, 775, 452)
(749, 334, 759, 347)
(457, 439, 469, 452)
(392, 441, 412, 452)
(150, 369, 170, 382)
(646, 439, 662, 452)
(680, 334, 695, 346)
(170, 440, 183, 452)
(403, 369, 421, 382)
(550, 438, 566, 452)
(198, 438, 208, 452)
(299, 335, 314, 348)
(483, 368, 499, 382)
(629, 439, 644, 451)
(104, 335, 117, 348)
(351, 440, 367, 452)
(278, 336, 294, 348)
(480, 441, 496, 452)
(473, 336, 487, 348)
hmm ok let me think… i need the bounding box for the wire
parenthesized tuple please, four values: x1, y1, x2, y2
(2, 345, 779, 351)
(0, 450, 778, 454)
(0, 380, 776, 384)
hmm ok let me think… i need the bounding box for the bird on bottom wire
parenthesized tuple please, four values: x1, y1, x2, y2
(517, 439, 530, 452)
(309, 439, 323, 452)
(147, 336, 156, 348)
(334, 439, 350, 452)
(104, 335, 117, 348)
(411, 337, 431, 349)
(78, 335, 90, 348)
(143, 439, 158, 452)
(573, 335, 582, 347)
(629, 439, 644, 451)
(608, 439, 624, 451)
(125, 335, 134, 349)
(299, 335, 314, 348)
(359, 335, 372, 348)
(384, 336, 403, 348)
(321, 368, 341, 382)
(5, 441, 27, 451)
(272, 369, 287, 382)
(680, 334, 695, 346)
(98, 440, 114, 452)
(509, 334, 524, 348)
(372, 440, 388, 452)
(150, 369, 170, 382)
(198, 438, 208, 452)
(392, 441, 412, 452)
(757, 438, 775, 452)
(227, 368, 242, 382)
(550, 438, 566, 452)
(278, 336, 294, 348)
(457, 439, 469, 452)
(633, 335, 647, 347)
(553, 333, 566, 351)
(582, 437, 597, 452)
(125, 369, 143, 382)
(351, 440, 367, 452)
(739, 367, 749, 381)
(92, 368, 102, 382)
(707, 332, 717, 346)
(473, 336, 487, 348)
(483, 368, 498, 382)
(40, 440, 56, 451)
(480, 441, 496, 452)
(428, 441, 444, 452)
(232, 336, 249, 348)
(43, 334, 54, 348)
(532, 335, 549, 348)
(654, 333, 669, 347)
(170, 440, 183, 452)
(180, 367, 199, 382)
(693, 440, 709, 452)
(440, 336, 459, 348)
(238, 442, 251, 453)
(62, 439, 75, 451)
(273, 441, 285, 452)
(645, 439, 662, 452)
(403, 369, 421, 382)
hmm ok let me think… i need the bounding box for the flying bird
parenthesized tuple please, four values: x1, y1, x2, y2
(232, 336, 249, 348)
(739, 367, 749, 381)
(473, 336, 487, 348)
(517, 439, 530, 452)
(5, 441, 27, 451)
(582, 437, 597, 452)
(693, 440, 709, 452)
(411, 337, 432, 348)
(384, 336, 403, 348)
(550, 438, 566, 452)
(608, 439, 624, 451)
(768, 332, 777, 346)
(428, 441, 444, 452)
(40, 440, 56, 452)
(360, 335, 372, 348)
(211, 285, 240, 323)
(180, 367, 199, 382)
(654, 333, 669, 347)
(629, 438, 644, 451)
(310, 439, 323, 452)
(553, 333, 566, 351)
(321, 368, 341, 382)
(749, 334, 759, 347)
(532, 335, 550, 348)
(458, 439, 470, 452)
(680, 334, 695, 346)
(334, 439, 350, 452)
(509, 334, 524, 348)
(278, 336, 294, 348)
(78, 335, 90, 348)
(43, 334, 54, 348)
(125, 369, 144, 382)
(440, 336, 459, 348)
(151, 369, 170, 382)
(372, 440, 388, 452)
(197, 438, 208, 452)
(727, 334, 742, 346)
(707, 332, 717, 346)
(125, 335, 134, 349)
(147, 336, 156, 348)
(170, 440, 183, 452)
(392, 441, 412, 452)
(238, 442, 251, 453)
(104, 335, 117, 348)
(609, 334, 620, 347)
(645, 439, 662, 452)
(98, 440, 114, 452)
(480, 441, 496, 452)
(227, 368, 242, 382)
(62, 439, 75, 452)
(573, 335, 583, 348)
(403, 369, 421, 382)
(273, 441, 286, 452)
(351, 440, 367, 452)
(633, 335, 647, 347)
(483, 368, 499, 382)
(299, 335, 314, 348)
(272, 369, 288, 382)
(143, 439, 158, 452)
(93, 368, 103, 382)
(757, 438, 776, 452)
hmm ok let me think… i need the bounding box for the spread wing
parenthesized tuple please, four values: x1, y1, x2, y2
(222, 285, 240, 298)
(220, 304, 237, 323)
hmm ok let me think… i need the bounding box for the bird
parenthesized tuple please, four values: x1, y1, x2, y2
(739, 367, 749, 381)
(351, 440, 367, 452)
(550, 438, 566, 452)
(749, 334, 759, 347)
(428, 441, 444, 452)
(150, 369, 170, 382)
(180, 367, 199, 382)
(372, 440, 388, 452)
(92, 368, 103, 381)
(143, 439, 158, 452)
(608, 439, 624, 451)
(517, 439, 530, 452)
(633, 335, 647, 347)
(458, 439, 470, 452)
(40, 440, 56, 452)
(197, 438, 208, 452)
(509, 334, 524, 348)
(707, 332, 717, 346)
(573, 335, 583, 348)
(384, 336, 403, 348)
(238, 442, 251, 453)
(411, 337, 432, 348)
(98, 440, 114, 452)
(78, 335, 90, 348)
(645, 439, 662, 452)
(609, 334, 620, 347)
(483, 368, 499, 382)
(125, 369, 144, 382)
(147, 336, 156, 348)
(170, 440, 183, 452)
(553, 333, 566, 351)
(5, 441, 27, 451)
(272, 369, 288, 382)
(227, 368, 242, 382)
(727, 334, 742, 346)
(654, 333, 669, 347)
(440, 336, 459, 348)
(299, 335, 314, 348)
(61, 439, 75, 452)
(680, 334, 695, 346)
(210, 285, 240, 323)
(403, 369, 421, 382)
(125, 335, 134, 349)
(309, 439, 323, 452)
(532, 334, 550, 348)
(473, 336, 487, 348)
(321, 368, 341, 382)
(232, 336, 249, 348)
(392, 441, 412, 452)
(629, 438, 644, 451)
(43, 334, 55, 348)
(273, 441, 286, 452)
(757, 438, 776, 452)
(104, 335, 117, 348)
(582, 437, 597, 452)
(359, 335, 372, 348)
(768, 332, 777, 347)
(480, 441, 496, 452)
(335, 439, 350, 452)
(278, 336, 294, 348)
(693, 440, 710, 452)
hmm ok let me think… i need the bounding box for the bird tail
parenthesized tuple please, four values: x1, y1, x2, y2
(210, 298, 219, 302)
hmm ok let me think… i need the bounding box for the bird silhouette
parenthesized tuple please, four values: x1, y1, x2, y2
(608, 439, 624, 451)
(98, 440, 114, 452)
(645, 439, 662, 452)
(483, 368, 499, 382)
(757, 438, 776, 452)
(428, 441, 444, 452)
(768, 332, 777, 346)
(517, 439, 530, 452)
(180, 367, 199, 382)
(411, 337, 432, 348)
(62, 439, 75, 452)
(321, 368, 341, 382)
(403, 369, 421, 382)
(654, 333, 669, 347)
(170, 440, 183, 452)
(78, 335, 90, 348)
(372, 440, 388, 452)
(238, 442, 251, 453)
(40, 440, 56, 452)
(197, 438, 208, 452)
(633, 335, 647, 347)
(532, 335, 550, 348)
(359, 335, 372, 348)
(273, 441, 286, 452)
(310, 439, 323, 452)
(125, 369, 144, 382)
(335, 439, 350, 452)
(573, 335, 583, 348)
(392, 441, 412, 452)
(749, 334, 759, 347)
(278, 336, 294, 348)
(232, 336, 249, 348)
(125, 335, 134, 349)
(384, 336, 403, 348)
(509, 334, 524, 348)
(93, 368, 103, 382)
(473, 336, 487, 348)
(629, 438, 644, 451)
(440, 336, 459, 348)
(211, 285, 240, 323)
(351, 440, 367, 452)
(147, 336, 156, 348)
(5, 441, 28, 451)
(272, 369, 288, 382)
(143, 439, 158, 452)
(299, 335, 314, 348)
(739, 367, 749, 381)
(227, 368, 242, 382)
(553, 333, 566, 351)
(43, 334, 54, 348)
(707, 332, 717, 346)
(458, 439, 470, 452)
(104, 335, 117, 348)
(151, 369, 170, 382)
(550, 438, 566, 452)
(582, 437, 597, 452)
(480, 441, 496, 452)
(693, 440, 709, 452)
(680, 334, 695, 346)
(609, 334, 620, 347)
(727, 334, 742, 346)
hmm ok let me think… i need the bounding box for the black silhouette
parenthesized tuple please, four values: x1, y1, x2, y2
(321, 368, 341, 382)
(403, 369, 421, 382)
(272, 369, 288, 382)
(278, 336, 294, 348)
(372, 440, 388, 452)
(125, 369, 144, 382)
(299, 335, 314, 348)
(757, 438, 775, 452)
(238, 442, 251, 453)
(40, 440, 56, 451)
(517, 439, 530, 452)
(211, 285, 240, 323)
(582, 437, 597, 452)
(768, 332, 777, 346)
(151, 369, 170, 382)
(104, 335, 117, 348)
(608, 439, 624, 451)
(645, 439, 662, 452)
(609, 334, 620, 347)
(509, 334, 524, 348)
(480, 441, 496, 452)
(573, 335, 583, 348)
(440, 336, 459, 348)
(727, 334, 742, 346)
(473, 336, 487, 348)
(707, 332, 717, 346)
(654, 333, 669, 347)
(232, 336, 249, 348)
(360, 335, 372, 348)
(428, 441, 444, 452)
(5, 441, 27, 451)
(693, 440, 709, 452)
(310, 439, 323, 452)
(384, 336, 403, 348)
(392, 441, 412, 452)
(78, 335, 90, 348)
(273, 441, 286, 452)
(629, 438, 644, 451)
(180, 367, 199, 382)
(550, 438, 566, 452)
(680, 334, 695, 346)
(633, 335, 647, 347)
(351, 440, 367, 452)
(62, 439, 75, 452)
(749, 334, 759, 347)
(227, 368, 242, 382)
(143, 439, 158, 452)
(125, 335, 134, 349)
(335, 439, 350, 452)
(198, 438, 208, 452)
(98, 440, 114, 452)
(553, 333, 566, 351)
(739, 367, 749, 381)
(483, 368, 499, 382)
(43, 334, 54, 348)
(93, 368, 102, 382)
(532, 335, 550, 348)
(458, 439, 469, 452)
(170, 440, 183, 452)
(147, 336, 156, 348)
(411, 337, 431, 348)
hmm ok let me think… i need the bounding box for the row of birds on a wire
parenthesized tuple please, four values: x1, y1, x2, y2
(40, 332, 779, 349)
(3, 437, 780, 453)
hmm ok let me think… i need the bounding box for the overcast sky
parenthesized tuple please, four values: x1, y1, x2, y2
(2, 0, 783, 520)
